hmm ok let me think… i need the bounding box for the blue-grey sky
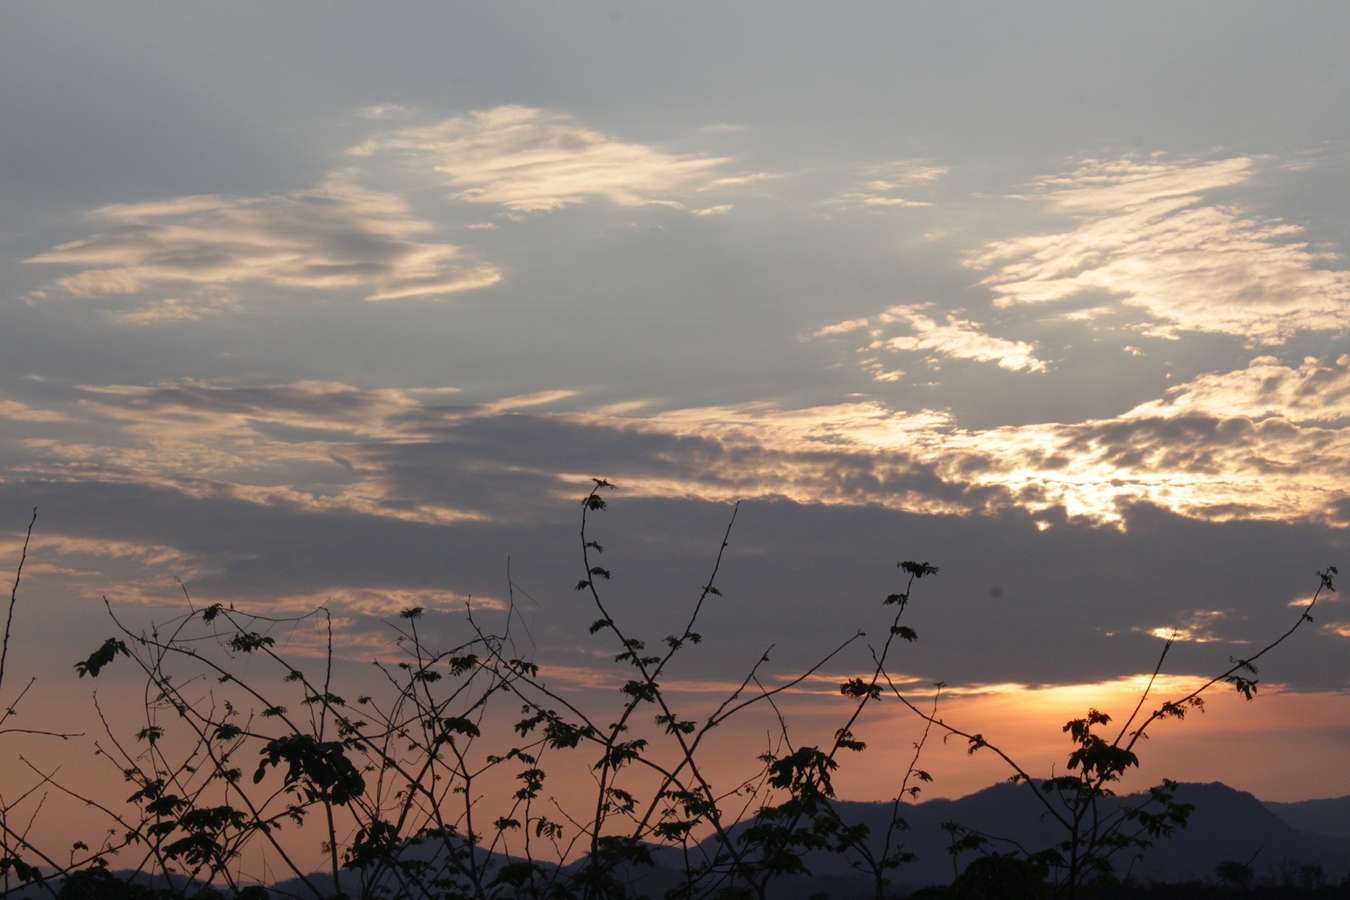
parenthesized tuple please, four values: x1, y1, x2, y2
(2, 1, 1349, 802)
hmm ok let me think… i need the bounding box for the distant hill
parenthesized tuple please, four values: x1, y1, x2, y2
(15, 782, 1349, 898)
(658, 781, 1350, 895)
(1266, 795, 1350, 839)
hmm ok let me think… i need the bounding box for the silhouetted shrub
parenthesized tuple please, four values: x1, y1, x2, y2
(0, 495, 1337, 900)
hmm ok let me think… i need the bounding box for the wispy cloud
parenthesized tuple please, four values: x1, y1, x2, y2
(0, 396, 72, 423)
(870, 305, 1047, 373)
(828, 158, 947, 210)
(7, 379, 481, 527)
(355, 102, 414, 120)
(107, 288, 240, 324)
(846, 196, 933, 209)
(0, 533, 191, 570)
(812, 304, 1047, 375)
(73, 379, 427, 438)
(1139, 609, 1231, 644)
(244, 586, 506, 617)
(351, 105, 733, 213)
(811, 317, 870, 338)
(865, 159, 950, 186)
(3, 380, 597, 528)
(696, 171, 779, 191)
(968, 155, 1350, 343)
(26, 172, 501, 311)
(476, 389, 578, 415)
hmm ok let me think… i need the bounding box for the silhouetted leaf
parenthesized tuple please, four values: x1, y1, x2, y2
(74, 638, 129, 678)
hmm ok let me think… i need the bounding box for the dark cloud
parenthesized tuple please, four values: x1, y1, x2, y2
(3, 476, 1344, 694)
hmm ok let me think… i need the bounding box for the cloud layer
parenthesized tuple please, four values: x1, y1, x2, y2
(351, 105, 734, 212)
(9, 351, 1349, 555)
(27, 172, 501, 311)
(969, 156, 1350, 342)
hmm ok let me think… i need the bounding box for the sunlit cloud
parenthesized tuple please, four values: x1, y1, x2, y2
(351, 105, 732, 212)
(107, 288, 240, 324)
(1139, 609, 1230, 644)
(968, 155, 1350, 343)
(26, 171, 501, 309)
(870, 305, 1047, 373)
(575, 355, 1350, 525)
(696, 171, 780, 191)
(811, 317, 870, 338)
(529, 667, 1221, 707)
(74, 379, 427, 439)
(777, 670, 1212, 704)
(562, 400, 1004, 515)
(355, 102, 414, 120)
(9, 348, 1350, 542)
(1126, 354, 1350, 423)
(7, 380, 489, 527)
(244, 586, 507, 617)
(811, 304, 1047, 374)
(828, 158, 947, 210)
(942, 421, 1350, 526)
(866, 159, 950, 186)
(0, 532, 192, 570)
(858, 360, 906, 383)
(0, 530, 205, 610)
(0, 396, 72, 423)
(1288, 593, 1338, 608)
(837, 195, 933, 209)
(11, 433, 485, 528)
(225, 482, 485, 526)
(477, 389, 578, 415)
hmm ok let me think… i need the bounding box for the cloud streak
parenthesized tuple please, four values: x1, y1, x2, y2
(26, 172, 501, 311)
(351, 105, 733, 213)
(968, 155, 1350, 343)
(828, 158, 947, 210)
(812, 304, 1047, 375)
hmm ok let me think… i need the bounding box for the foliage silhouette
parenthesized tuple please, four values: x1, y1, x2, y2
(0, 493, 1339, 899)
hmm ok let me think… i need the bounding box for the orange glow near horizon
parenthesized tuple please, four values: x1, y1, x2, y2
(5, 664, 1347, 877)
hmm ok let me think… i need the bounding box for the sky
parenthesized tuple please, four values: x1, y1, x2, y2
(2, 1, 1350, 859)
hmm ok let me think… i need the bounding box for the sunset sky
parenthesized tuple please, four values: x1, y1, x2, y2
(3, 0, 1350, 839)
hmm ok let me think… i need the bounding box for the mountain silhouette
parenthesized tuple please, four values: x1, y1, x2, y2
(656, 781, 1350, 895)
(1266, 794, 1350, 839)
(16, 782, 1348, 898)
